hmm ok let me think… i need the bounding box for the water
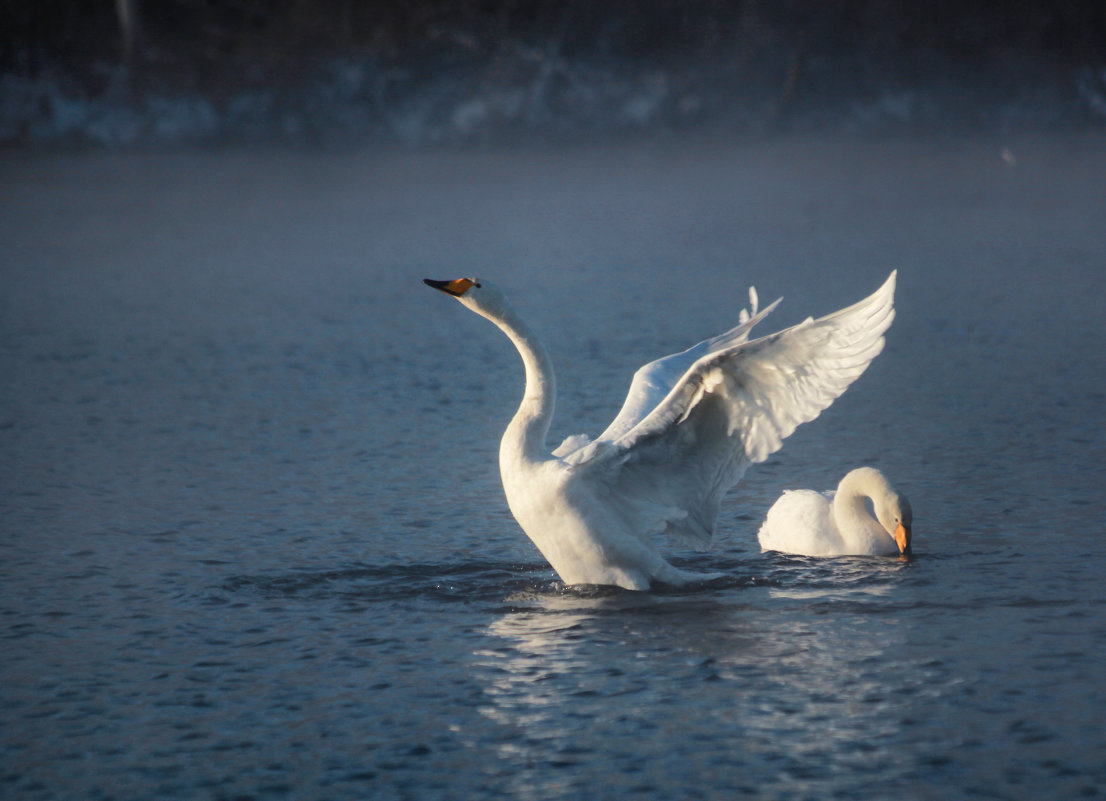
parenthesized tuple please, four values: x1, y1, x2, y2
(2, 135, 1105, 799)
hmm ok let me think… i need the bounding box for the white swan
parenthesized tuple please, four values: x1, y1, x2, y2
(757, 467, 913, 556)
(424, 272, 896, 589)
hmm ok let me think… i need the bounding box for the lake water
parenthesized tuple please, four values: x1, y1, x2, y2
(2, 135, 1105, 799)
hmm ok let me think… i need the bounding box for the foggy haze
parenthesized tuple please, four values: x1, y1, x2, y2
(3, 2, 1105, 146)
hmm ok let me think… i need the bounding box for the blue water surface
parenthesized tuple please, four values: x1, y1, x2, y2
(2, 136, 1105, 799)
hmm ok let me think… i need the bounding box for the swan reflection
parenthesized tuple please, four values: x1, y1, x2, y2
(467, 563, 925, 796)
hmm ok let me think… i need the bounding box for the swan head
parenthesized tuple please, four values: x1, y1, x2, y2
(424, 277, 511, 320)
(875, 490, 913, 555)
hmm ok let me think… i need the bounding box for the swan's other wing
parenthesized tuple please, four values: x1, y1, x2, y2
(575, 271, 897, 548)
(580, 287, 776, 451)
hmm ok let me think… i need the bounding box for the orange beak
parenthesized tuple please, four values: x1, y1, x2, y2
(894, 523, 912, 554)
(424, 277, 476, 297)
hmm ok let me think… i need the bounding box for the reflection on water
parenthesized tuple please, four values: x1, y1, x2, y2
(470, 570, 920, 799)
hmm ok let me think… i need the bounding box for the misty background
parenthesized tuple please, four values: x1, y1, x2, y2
(3, 1, 1106, 147)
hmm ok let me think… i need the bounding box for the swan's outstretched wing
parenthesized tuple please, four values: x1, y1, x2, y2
(596, 287, 777, 444)
(552, 288, 775, 458)
(568, 271, 897, 548)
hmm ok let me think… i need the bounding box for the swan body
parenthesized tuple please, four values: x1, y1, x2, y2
(758, 467, 913, 556)
(425, 272, 897, 589)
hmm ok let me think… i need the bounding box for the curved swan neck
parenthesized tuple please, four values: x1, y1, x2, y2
(832, 468, 892, 534)
(483, 301, 556, 465)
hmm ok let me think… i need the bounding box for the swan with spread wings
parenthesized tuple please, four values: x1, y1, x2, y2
(424, 272, 896, 590)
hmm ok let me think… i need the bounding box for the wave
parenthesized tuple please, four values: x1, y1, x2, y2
(219, 548, 927, 611)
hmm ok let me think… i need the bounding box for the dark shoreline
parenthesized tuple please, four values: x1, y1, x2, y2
(3, 2, 1106, 148)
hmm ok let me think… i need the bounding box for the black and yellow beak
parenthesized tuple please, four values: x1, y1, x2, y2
(424, 278, 476, 297)
(894, 523, 912, 555)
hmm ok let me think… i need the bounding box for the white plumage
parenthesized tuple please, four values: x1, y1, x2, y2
(425, 272, 897, 589)
(758, 466, 913, 556)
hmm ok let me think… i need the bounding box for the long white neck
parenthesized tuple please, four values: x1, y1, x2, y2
(481, 302, 556, 472)
(832, 468, 893, 548)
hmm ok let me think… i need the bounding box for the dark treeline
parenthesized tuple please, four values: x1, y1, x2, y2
(3, 1, 1105, 145)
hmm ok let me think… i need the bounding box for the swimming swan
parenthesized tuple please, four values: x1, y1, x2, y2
(758, 466, 912, 556)
(425, 272, 896, 589)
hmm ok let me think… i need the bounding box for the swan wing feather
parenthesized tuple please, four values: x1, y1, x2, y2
(572, 271, 896, 548)
(584, 291, 779, 449)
